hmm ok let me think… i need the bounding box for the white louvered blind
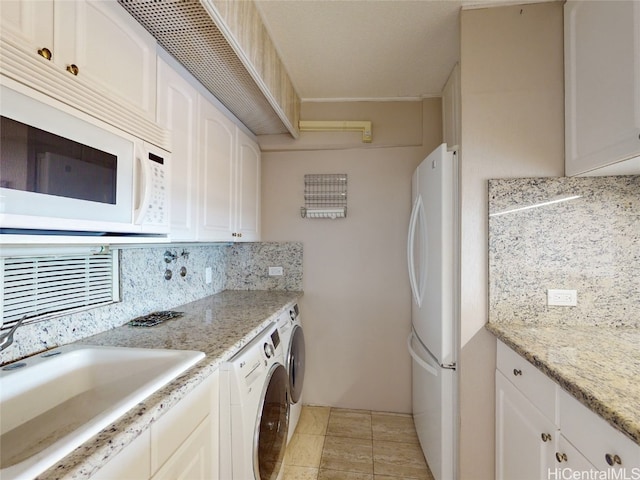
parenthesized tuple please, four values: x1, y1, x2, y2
(1, 252, 119, 330)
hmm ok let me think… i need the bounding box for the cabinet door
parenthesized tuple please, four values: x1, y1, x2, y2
(554, 435, 597, 474)
(157, 59, 199, 241)
(210, 370, 220, 480)
(151, 418, 212, 480)
(198, 96, 235, 242)
(55, 0, 157, 119)
(496, 371, 556, 480)
(91, 429, 151, 480)
(564, 0, 640, 175)
(234, 127, 261, 242)
(0, 0, 53, 57)
(559, 388, 640, 471)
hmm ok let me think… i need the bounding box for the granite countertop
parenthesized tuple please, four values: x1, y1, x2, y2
(37, 289, 303, 480)
(486, 322, 640, 446)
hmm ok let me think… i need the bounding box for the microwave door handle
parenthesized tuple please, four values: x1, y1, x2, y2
(134, 149, 150, 224)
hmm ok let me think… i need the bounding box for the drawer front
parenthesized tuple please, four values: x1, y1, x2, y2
(559, 388, 640, 470)
(497, 340, 557, 421)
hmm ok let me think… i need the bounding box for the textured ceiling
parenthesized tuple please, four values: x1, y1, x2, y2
(254, 0, 546, 101)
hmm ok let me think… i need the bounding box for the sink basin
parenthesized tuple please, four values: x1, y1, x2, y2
(0, 344, 205, 480)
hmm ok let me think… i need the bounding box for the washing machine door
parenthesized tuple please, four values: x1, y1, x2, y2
(255, 363, 289, 480)
(288, 325, 305, 404)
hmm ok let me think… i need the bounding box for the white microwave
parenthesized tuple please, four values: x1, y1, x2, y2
(0, 84, 170, 236)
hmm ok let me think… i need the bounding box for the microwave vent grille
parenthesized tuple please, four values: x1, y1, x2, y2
(0, 252, 119, 331)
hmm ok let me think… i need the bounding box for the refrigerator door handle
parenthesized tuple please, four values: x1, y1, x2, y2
(407, 194, 426, 307)
(407, 332, 438, 376)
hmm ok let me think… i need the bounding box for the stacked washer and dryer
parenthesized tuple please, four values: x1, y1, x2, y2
(219, 304, 305, 480)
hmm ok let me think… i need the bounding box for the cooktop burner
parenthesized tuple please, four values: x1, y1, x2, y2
(128, 311, 184, 327)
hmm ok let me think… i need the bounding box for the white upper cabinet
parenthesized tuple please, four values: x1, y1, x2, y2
(0, 0, 157, 121)
(157, 58, 199, 241)
(198, 95, 236, 242)
(235, 127, 261, 242)
(564, 0, 640, 176)
(198, 104, 261, 243)
(159, 56, 261, 243)
(0, 1, 54, 55)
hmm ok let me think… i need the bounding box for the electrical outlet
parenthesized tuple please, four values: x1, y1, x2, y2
(547, 289, 577, 306)
(268, 266, 283, 276)
(205, 267, 212, 284)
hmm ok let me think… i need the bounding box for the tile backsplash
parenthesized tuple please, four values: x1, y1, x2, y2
(1, 242, 302, 364)
(488, 176, 639, 327)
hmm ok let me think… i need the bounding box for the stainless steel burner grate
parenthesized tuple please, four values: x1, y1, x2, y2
(128, 311, 184, 327)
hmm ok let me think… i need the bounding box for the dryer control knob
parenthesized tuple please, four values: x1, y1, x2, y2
(264, 342, 275, 358)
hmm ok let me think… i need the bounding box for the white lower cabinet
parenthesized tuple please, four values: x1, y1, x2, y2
(554, 435, 596, 474)
(90, 429, 152, 480)
(496, 371, 556, 480)
(496, 339, 640, 479)
(90, 372, 218, 480)
(151, 419, 211, 480)
(558, 388, 640, 472)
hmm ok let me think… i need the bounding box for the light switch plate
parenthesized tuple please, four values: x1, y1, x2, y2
(547, 289, 577, 306)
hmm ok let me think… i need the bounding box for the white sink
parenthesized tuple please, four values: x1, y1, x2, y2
(0, 344, 205, 480)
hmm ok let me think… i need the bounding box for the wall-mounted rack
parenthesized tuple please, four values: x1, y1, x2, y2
(300, 174, 347, 219)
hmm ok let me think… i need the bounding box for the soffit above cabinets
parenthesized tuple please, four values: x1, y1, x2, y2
(118, 0, 300, 138)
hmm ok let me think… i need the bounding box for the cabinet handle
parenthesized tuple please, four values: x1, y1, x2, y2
(605, 453, 622, 466)
(513, 368, 522, 376)
(66, 64, 79, 76)
(555, 452, 568, 463)
(232, 232, 242, 238)
(541, 433, 552, 442)
(37, 47, 52, 60)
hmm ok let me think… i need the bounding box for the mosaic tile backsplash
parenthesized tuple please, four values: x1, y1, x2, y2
(489, 175, 639, 327)
(1, 242, 302, 364)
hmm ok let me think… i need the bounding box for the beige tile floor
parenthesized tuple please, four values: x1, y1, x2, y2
(283, 406, 435, 480)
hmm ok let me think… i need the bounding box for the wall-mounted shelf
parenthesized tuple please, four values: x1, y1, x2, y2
(300, 174, 347, 219)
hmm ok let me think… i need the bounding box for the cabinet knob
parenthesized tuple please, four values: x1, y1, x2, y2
(66, 64, 79, 76)
(37, 47, 52, 60)
(605, 453, 622, 466)
(555, 452, 568, 463)
(541, 433, 552, 442)
(232, 232, 242, 238)
(513, 368, 523, 376)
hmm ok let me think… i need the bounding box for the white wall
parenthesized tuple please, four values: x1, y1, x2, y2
(458, 3, 565, 478)
(260, 99, 442, 413)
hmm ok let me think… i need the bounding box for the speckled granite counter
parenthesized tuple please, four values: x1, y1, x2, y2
(37, 289, 302, 480)
(486, 322, 640, 445)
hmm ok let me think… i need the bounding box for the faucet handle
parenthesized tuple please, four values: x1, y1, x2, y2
(0, 315, 28, 352)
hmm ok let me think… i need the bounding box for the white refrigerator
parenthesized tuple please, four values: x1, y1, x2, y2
(406, 143, 458, 480)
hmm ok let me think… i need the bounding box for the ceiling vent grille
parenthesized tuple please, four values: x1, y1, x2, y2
(118, 0, 298, 136)
(1, 252, 119, 331)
